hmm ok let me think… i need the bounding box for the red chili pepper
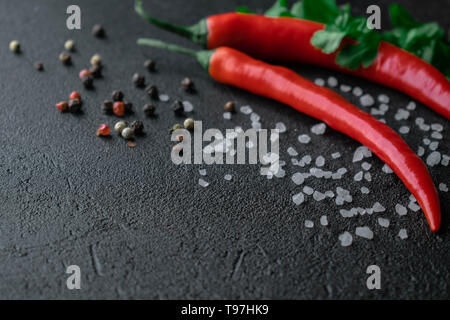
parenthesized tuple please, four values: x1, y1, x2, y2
(135, 2, 450, 120)
(138, 38, 441, 232)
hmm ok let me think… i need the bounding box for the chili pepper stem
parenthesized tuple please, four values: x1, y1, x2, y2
(137, 38, 213, 71)
(135, 0, 208, 46)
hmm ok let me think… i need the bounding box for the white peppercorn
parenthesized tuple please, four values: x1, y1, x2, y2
(121, 127, 134, 140)
(114, 121, 127, 133)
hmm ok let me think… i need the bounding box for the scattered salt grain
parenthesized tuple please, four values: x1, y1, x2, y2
(431, 123, 443, 132)
(198, 178, 209, 187)
(408, 202, 420, 212)
(313, 191, 326, 201)
(372, 202, 386, 212)
(182, 101, 194, 112)
(340, 84, 351, 92)
(429, 141, 439, 151)
(426, 151, 441, 167)
(395, 204, 407, 216)
(287, 147, 298, 157)
(311, 123, 327, 135)
(409, 194, 416, 202)
(292, 192, 305, 205)
(331, 152, 341, 159)
(240, 105, 252, 114)
(355, 226, 374, 240)
(314, 78, 325, 86)
(327, 76, 338, 87)
(304, 220, 314, 228)
(224, 174, 232, 181)
(398, 229, 408, 240)
(291, 173, 305, 185)
(302, 155, 312, 165)
(423, 138, 430, 145)
(324, 190, 334, 198)
(361, 186, 370, 194)
(431, 131, 443, 140)
(320, 215, 328, 226)
(360, 94, 375, 107)
(406, 101, 416, 110)
(439, 183, 448, 192)
(441, 155, 449, 166)
(337, 168, 347, 175)
(361, 162, 372, 171)
(223, 112, 232, 120)
(419, 123, 430, 131)
(250, 113, 260, 122)
(199, 169, 207, 176)
(352, 87, 363, 96)
(382, 164, 393, 173)
(353, 146, 371, 162)
(298, 134, 311, 144)
(399, 126, 410, 134)
(303, 186, 314, 195)
(159, 94, 170, 102)
(275, 122, 287, 133)
(354, 171, 363, 181)
(364, 172, 372, 182)
(394, 108, 410, 121)
(315, 156, 325, 167)
(338, 232, 353, 247)
(378, 218, 390, 228)
(377, 94, 390, 104)
(417, 146, 425, 157)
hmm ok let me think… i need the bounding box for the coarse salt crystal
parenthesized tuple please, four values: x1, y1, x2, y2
(378, 218, 390, 228)
(223, 112, 232, 120)
(303, 186, 314, 195)
(352, 87, 363, 96)
(311, 123, 327, 135)
(339, 232, 353, 246)
(361, 186, 370, 194)
(360, 94, 375, 107)
(159, 94, 170, 102)
(439, 183, 448, 192)
(198, 178, 209, 187)
(398, 229, 408, 240)
(275, 122, 287, 133)
(292, 192, 305, 205)
(327, 76, 338, 87)
(240, 105, 252, 114)
(354, 171, 363, 181)
(291, 173, 305, 185)
(224, 174, 232, 181)
(182, 101, 194, 112)
(331, 152, 341, 159)
(395, 204, 407, 216)
(426, 151, 441, 167)
(199, 169, 207, 176)
(287, 147, 298, 156)
(304, 220, 314, 228)
(314, 78, 325, 86)
(377, 94, 390, 103)
(382, 164, 393, 173)
(340, 84, 351, 92)
(298, 134, 311, 144)
(355, 226, 374, 240)
(320, 215, 328, 226)
(315, 156, 325, 167)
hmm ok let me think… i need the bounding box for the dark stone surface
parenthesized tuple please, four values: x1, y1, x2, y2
(0, 0, 448, 299)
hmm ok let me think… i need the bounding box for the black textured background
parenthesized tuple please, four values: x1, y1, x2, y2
(0, 0, 449, 299)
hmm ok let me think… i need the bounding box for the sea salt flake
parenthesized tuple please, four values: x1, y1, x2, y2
(198, 178, 209, 187)
(354, 171, 363, 181)
(302, 155, 312, 164)
(291, 173, 305, 185)
(314, 78, 325, 86)
(355, 226, 374, 240)
(419, 124, 430, 131)
(378, 218, 390, 228)
(182, 101, 194, 112)
(223, 112, 232, 120)
(327, 76, 338, 87)
(423, 138, 431, 145)
(398, 229, 408, 240)
(324, 190, 334, 198)
(303, 186, 314, 195)
(360, 94, 375, 107)
(338, 232, 353, 247)
(298, 134, 311, 144)
(311, 123, 326, 135)
(431, 131, 443, 140)
(275, 122, 287, 133)
(352, 87, 363, 96)
(331, 152, 341, 159)
(408, 202, 420, 212)
(395, 204, 407, 216)
(429, 141, 439, 151)
(304, 220, 314, 228)
(240, 105, 252, 114)
(377, 94, 390, 103)
(439, 183, 448, 192)
(292, 192, 305, 205)
(431, 123, 443, 132)
(320, 215, 329, 226)
(373, 202, 385, 212)
(336, 187, 349, 197)
(426, 151, 441, 167)
(361, 162, 372, 171)
(287, 147, 298, 156)
(340, 84, 351, 92)
(313, 191, 326, 201)
(361, 186, 370, 194)
(315, 156, 325, 167)
(337, 168, 347, 175)
(353, 146, 371, 162)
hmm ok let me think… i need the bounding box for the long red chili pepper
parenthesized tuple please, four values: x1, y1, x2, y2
(138, 38, 441, 232)
(135, 1, 450, 120)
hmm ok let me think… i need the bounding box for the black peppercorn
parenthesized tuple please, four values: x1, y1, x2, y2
(92, 24, 105, 38)
(144, 59, 156, 72)
(124, 102, 133, 114)
(81, 76, 93, 89)
(101, 100, 113, 113)
(131, 120, 144, 135)
(59, 52, 71, 65)
(69, 99, 82, 113)
(224, 101, 236, 113)
(89, 64, 102, 78)
(172, 100, 184, 116)
(181, 77, 195, 92)
(34, 62, 44, 71)
(143, 104, 156, 117)
(112, 90, 124, 101)
(146, 85, 159, 100)
(132, 73, 145, 87)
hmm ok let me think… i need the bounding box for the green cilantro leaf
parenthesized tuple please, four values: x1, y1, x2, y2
(264, 0, 292, 17)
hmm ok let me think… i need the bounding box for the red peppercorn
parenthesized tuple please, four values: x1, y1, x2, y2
(113, 101, 125, 117)
(56, 101, 68, 112)
(69, 91, 81, 100)
(96, 124, 111, 136)
(79, 69, 91, 79)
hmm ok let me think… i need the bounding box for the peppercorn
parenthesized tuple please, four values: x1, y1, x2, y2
(144, 59, 156, 72)
(56, 101, 68, 112)
(96, 124, 110, 136)
(181, 77, 195, 92)
(9, 40, 20, 53)
(170, 123, 183, 133)
(90, 54, 101, 66)
(88, 64, 101, 78)
(124, 102, 133, 114)
(101, 100, 113, 113)
(92, 24, 105, 38)
(34, 62, 44, 71)
(113, 101, 125, 117)
(68, 99, 82, 113)
(69, 91, 81, 100)
(79, 69, 91, 79)
(224, 101, 236, 113)
(121, 127, 134, 140)
(114, 121, 127, 134)
(172, 100, 184, 116)
(59, 52, 71, 65)
(143, 104, 156, 117)
(132, 73, 145, 87)
(64, 39, 75, 51)
(81, 76, 93, 89)
(184, 118, 195, 130)
(145, 85, 159, 100)
(112, 90, 124, 101)
(130, 120, 144, 135)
